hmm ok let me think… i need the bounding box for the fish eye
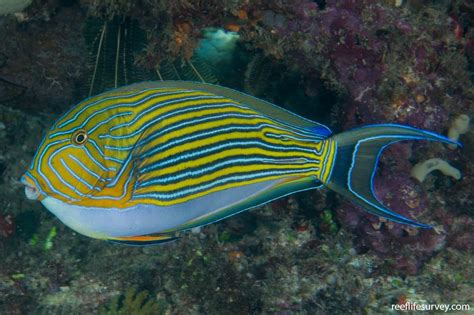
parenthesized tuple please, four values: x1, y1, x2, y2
(72, 129, 88, 145)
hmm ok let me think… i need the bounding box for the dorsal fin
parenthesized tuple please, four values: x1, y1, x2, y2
(113, 81, 333, 138)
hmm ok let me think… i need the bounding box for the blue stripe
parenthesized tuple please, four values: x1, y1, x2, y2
(139, 122, 269, 159)
(264, 131, 325, 143)
(47, 146, 86, 198)
(109, 95, 227, 132)
(181, 81, 333, 136)
(140, 139, 318, 174)
(325, 141, 337, 184)
(134, 112, 265, 145)
(37, 140, 79, 201)
(88, 168, 135, 200)
(68, 154, 105, 181)
(30, 130, 49, 170)
(56, 89, 191, 129)
(22, 172, 47, 196)
(104, 145, 135, 151)
(107, 153, 133, 187)
(347, 135, 433, 227)
(87, 139, 124, 167)
(60, 158, 95, 190)
(319, 140, 331, 181)
(134, 167, 319, 200)
(88, 112, 133, 134)
(104, 156, 124, 164)
(133, 113, 320, 147)
(107, 101, 239, 140)
(139, 156, 319, 187)
(357, 124, 460, 146)
(81, 146, 109, 172)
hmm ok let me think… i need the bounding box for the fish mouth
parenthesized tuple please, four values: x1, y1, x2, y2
(20, 174, 43, 201)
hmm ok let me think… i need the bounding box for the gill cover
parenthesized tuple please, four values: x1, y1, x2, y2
(24, 123, 111, 203)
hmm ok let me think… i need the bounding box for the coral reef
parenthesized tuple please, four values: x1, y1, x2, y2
(0, 0, 472, 313)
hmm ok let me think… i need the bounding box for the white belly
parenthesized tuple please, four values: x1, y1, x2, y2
(41, 179, 280, 239)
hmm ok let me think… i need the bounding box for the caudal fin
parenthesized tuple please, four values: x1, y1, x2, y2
(324, 124, 460, 228)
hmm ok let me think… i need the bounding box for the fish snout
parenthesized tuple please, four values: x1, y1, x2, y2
(21, 174, 42, 201)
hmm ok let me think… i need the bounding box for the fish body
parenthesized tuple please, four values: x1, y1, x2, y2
(21, 81, 457, 245)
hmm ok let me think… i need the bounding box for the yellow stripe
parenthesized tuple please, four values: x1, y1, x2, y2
(140, 130, 321, 168)
(137, 162, 320, 193)
(137, 172, 315, 206)
(320, 139, 336, 183)
(138, 113, 271, 154)
(33, 86, 333, 209)
(112, 98, 239, 140)
(55, 88, 183, 128)
(83, 91, 212, 133)
(139, 146, 319, 182)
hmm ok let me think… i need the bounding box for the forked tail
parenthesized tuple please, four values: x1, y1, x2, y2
(324, 124, 460, 228)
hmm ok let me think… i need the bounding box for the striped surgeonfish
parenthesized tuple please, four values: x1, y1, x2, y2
(21, 81, 459, 245)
